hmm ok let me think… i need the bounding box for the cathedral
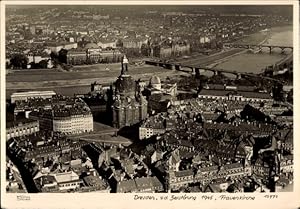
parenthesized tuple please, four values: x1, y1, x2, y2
(111, 56, 148, 128)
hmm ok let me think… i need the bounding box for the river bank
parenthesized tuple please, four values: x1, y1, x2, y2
(207, 32, 271, 68)
(212, 25, 292, 73)
(179, 25, 274, 68)
(6, 25, 292, 98)
(6, 69, 187, 99)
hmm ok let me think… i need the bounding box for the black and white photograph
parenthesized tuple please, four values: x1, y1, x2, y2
(1, 2, 298, 206)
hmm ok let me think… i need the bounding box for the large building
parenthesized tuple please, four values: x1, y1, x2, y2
(143, 76, 177, 114)
(33, 171, 82, 192)
(145, 76, 177, 97)
(139, 113, 167, 140)
(111, 58, 148, 128)
(6, 118, 39, 140)
(198, 85, 273, 103)
(67, 49, 87, 65)
(66, 44, 122, 65)
(11, 91, 56, 104)
(97, 39, 117, 49)
(29, 98, 93, 135)
(152, 42, 190, 59)
(122, 37, 148, 50)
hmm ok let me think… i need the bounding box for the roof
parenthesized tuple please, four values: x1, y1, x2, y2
(84, 42, 99, 49)
(11, 91, 56, 98)
(141, 113, 166, 129)
(149, 93, 173, 102)
(151, 176, 163, 188)
(35, 174, 57, 185)
(46, 42, 72, 47)
(83, 175, 108, 190)
(97, 39, 116, 44)
(205, 184, 221, 193)
(284, 129, 293, 143)
(135, 177, 153, 190)
(76, 134, 132, 146)
(174, 169, 193, 178)
(67, 48, 87, 54)
(54, 171, 79, 184)
(206, 84, 225, 90)
(199, 89, 229, 97)
(241, 91, 272, 99)
(117, 179, 137, 193)
(123, 159, 135, 175)
(199, 89, 272, 99)
(6, 118, 38, 129)
(223, 163, 243, 170)
(203, 122, 273, 133)
(202, 113, 220, 121)
(282, 154, 293, 161)
(178, 140, 193, 147)
(200, 165, 219, 172)
(169, 150, 181, 164)
(180, 150, 195, 159)
(277, 175, 290, 185)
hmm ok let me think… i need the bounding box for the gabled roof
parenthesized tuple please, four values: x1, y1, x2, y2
(117, 179, 137, 193)
(223, 163, 243, 170)
(200, 165, 219, 173)
(174, 169, 193, 178)
(284, 129, 293, 143)
(135, 177, 153, 190)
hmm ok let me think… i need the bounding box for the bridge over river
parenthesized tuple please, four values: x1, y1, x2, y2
(144, 59, 283, 83)
(223, 43, 293, 54)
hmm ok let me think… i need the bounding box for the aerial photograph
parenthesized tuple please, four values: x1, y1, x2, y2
(5, 5, 293, 193)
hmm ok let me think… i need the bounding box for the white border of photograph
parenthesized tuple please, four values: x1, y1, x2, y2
(1, 1, 299, 209)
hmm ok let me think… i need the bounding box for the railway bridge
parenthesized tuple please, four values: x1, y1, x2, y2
(144, 59, 282, 83)
(223, 43, 293, 54)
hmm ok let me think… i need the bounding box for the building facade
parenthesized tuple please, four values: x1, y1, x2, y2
(67, 48, 122, 65)
(53, 113, 93, 134)
(67, 49, 87, 65)
(6, 119, 39, 140)
(29, 98, 93, 135)
(198, 88, 273, 103)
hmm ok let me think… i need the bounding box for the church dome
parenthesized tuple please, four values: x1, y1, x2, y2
(150, 76, 161, 85)
(150, 76, 161, 90)
(115, 74, 136, 94)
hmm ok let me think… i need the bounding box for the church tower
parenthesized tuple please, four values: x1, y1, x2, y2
(111, 56, 148, 128)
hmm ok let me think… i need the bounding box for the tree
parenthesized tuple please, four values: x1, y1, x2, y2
(10, 53, 28, 69)
(39, 60, 48, 69)
(116, 39, 123, 48)
(58, 49, 68, 64)
(141, 43, 151, 56)
(29, 62, 37, 69)
(50, 51, 58, 60)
